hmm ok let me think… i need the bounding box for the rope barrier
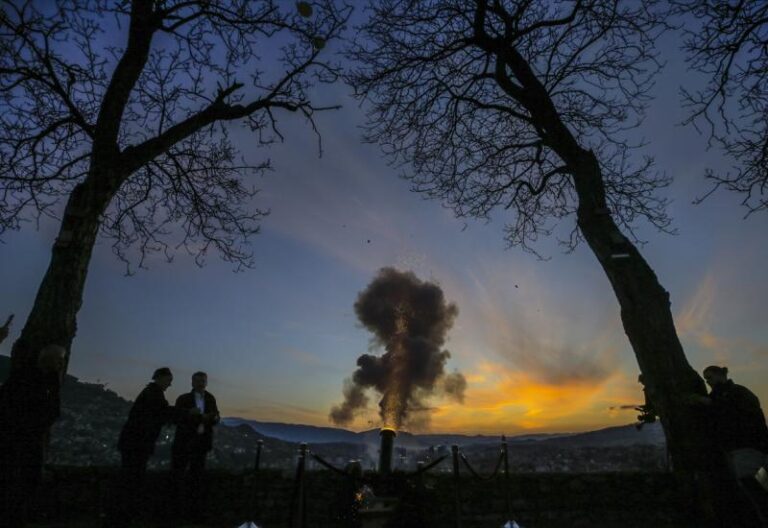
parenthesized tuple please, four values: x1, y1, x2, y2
(264, 437, 515, 528)
(310, 448, 450, 481)
(309, 452, 353, 477)
(459, 450, 504, 481)
(410, 454, 450, 476)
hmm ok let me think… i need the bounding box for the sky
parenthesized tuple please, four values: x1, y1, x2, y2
(1, 10, 767, 436)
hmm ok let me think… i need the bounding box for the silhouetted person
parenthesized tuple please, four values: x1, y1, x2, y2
(112, 367, 179, 527)
(171, 371, 219, 521)
(335, 460, 363, 528)
(694, 366, 768, 527)
(0, 344, 65, 528)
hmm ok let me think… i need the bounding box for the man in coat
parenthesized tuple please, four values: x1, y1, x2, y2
(171, 371, 220, 520)
(0, 344, 65, 528)
(693, 365, 768, 527)
(112, 367, 180, 525)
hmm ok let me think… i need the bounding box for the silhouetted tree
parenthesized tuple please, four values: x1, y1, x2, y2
(672, 0, 768, 214)
(347, 0, 713, 473)
(0, 0, 348, 386)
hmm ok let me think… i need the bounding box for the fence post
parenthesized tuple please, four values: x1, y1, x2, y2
(452, 445, 462, 528)
(254, 439, 263, 473)
(502, 435, 511, 520)
(290, 443, 308, 528)
(250, 439, 265, 523)
(416, 461, 425, 491)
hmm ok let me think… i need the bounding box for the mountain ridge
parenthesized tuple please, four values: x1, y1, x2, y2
(0, 355, 665, 454)
(223, 415, 665, 448)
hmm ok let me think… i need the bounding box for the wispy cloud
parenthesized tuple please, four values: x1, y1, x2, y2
(279, 346, 345, 371)
(676, 273, 768, 366)
(426, 361, 640, 434)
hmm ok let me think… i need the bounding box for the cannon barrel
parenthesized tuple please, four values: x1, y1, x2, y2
(379, 428, 396, 474)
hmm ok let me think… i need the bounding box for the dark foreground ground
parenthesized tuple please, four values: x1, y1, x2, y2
(24, 467, 699, 528)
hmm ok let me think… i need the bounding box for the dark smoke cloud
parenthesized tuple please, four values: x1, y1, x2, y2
(443, 372, 467, 403)
(329, 380, 370, 424)
(329, 267, 464, 428)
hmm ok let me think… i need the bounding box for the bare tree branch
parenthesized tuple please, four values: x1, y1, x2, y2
(348, 0, 671, 255)
(0, 0, 351, 271)
(672, 0, 768, 214)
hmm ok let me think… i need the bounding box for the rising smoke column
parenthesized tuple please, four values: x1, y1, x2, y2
(330, 267, 466, 429)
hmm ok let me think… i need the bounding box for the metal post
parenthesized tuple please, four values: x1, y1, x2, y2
(415, 460, 426, 524)
(502, 435, 511, 520)
(299, 443, 307, 528)
(416, 461, 425, 490)
(452, 445, 462, 528)
(291, 443, 308, 528)
(379, 428, 396, 474)
(254, 439, 263, 472)
(250, 439, 264, 523)
(250, 477, 262, 525)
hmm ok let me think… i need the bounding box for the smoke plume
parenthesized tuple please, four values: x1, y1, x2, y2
(329, 267, 465, 429)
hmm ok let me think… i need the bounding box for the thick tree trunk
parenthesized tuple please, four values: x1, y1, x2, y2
(494, 43, 716, 472)
(569, 150, 714, 472)
(10, 167, 121, 373)
(9, 0, 154, 375)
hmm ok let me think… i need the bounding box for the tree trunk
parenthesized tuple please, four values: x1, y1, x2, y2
(10, 167, 121, 373)
(570, 150, 715, 472)
(498, 44, 716, 472)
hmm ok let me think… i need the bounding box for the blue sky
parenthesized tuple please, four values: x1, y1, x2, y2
(1, 20, 766, 435)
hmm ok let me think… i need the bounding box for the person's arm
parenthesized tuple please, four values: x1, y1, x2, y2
(733, 387, 768, 446)
(683, 393, 712, 406)
(204, 394, 220, 426)
(169, 392, 193, 424)
(148, 385, 178, 424)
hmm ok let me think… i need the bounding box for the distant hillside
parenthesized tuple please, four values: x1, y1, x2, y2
(538, 422, 665, 448)
(223, 417, 361, 444)
(1, 355, 665, 473)
(0, 355, 369, 470)
(223, 417, 526, 448)
(227, 416, 665, 449)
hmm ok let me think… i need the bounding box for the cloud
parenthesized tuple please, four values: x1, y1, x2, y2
(280, 346, 340, 370)
(675, 273, 768, 365)
(426, 361, 640, 434)
(467, 268, 621, 388)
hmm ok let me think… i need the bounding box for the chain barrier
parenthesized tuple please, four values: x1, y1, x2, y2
(309, 449, 450, 481)
(278, 436, 514, 528)
(459, 449, 504, 481)
(450, 439, 514, 527)
(410, 453, 450, 476)
(309, 452, 354, 477)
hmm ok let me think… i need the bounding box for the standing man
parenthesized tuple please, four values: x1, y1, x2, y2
(692, 365, 768, 527)
(112, 367, 179, 526)
(0, 344, 66, 528)
(171, 371, 220, 521)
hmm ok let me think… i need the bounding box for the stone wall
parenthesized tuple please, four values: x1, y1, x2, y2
(31, 467, 698, 527)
